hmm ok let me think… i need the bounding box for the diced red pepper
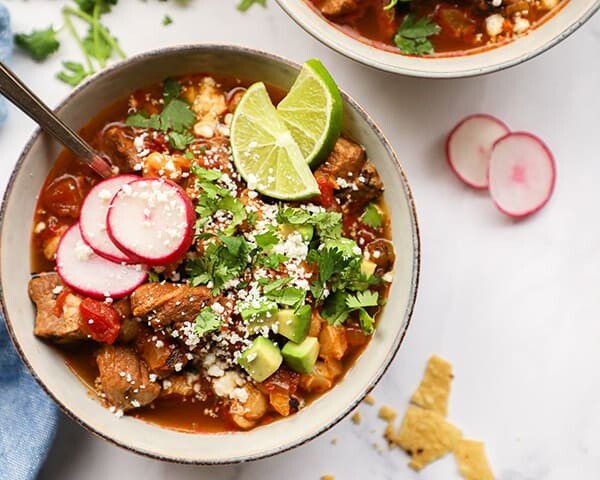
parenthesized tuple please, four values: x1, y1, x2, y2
(315, 177, 335, 209)
(79, 298, 121, 344)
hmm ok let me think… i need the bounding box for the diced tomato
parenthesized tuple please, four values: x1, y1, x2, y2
(263, 367, 301, 395)
(79, 298, 121, 344)
(373, 0, 398, 39)
(315, 177, 335, 209)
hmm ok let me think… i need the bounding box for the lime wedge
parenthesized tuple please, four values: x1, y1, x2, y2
(277, 59, 343, 167)
(230, 82, 320, 201)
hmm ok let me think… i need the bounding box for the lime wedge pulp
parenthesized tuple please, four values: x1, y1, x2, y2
(277, 59, 343, 167)
(230, 82, 320, 201)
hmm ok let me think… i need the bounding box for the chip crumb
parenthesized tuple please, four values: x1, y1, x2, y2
(351, 412, 362, 425)
(321, 476, 335, 480)
(363, 394, 376, 405)
(396, 405, 462, 471)
(378, 404, 397, 421)
(411, 354, 453, 416)
(330, 437, 338, 445)
(373, 442, 384, 453)
(454, 439, 495, 480)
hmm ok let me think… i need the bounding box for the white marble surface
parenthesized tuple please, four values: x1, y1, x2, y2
(2, 1, 600, 479)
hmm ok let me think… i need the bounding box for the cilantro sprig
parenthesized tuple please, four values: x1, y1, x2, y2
(322, 290, 380, 335)
(276, 207, 342, 242)
(14, 27, 60, 62)
(362, 203, 383, 229)
(237, 0, 266, 12)
(194, 307, 221, 337)
(394, 14, 441, 55)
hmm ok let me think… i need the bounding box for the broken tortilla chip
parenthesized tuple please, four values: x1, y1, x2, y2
(395, 405, 462, 471)
(411, 354, 453, 416)
(454, 439, 495, 480)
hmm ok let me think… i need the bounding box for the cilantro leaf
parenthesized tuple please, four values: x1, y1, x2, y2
(163, 78, 182, 104)
(159, 98, 196, 132)
(357, 309, 375, 335)
(321, 291, 350, 326)
(125, 111, 161, 129)
(169, 130, 195, 150)
(57, 61, 90, 86)
(237, 0, 266, 12)
(75, 0, 118, 15)
(162, 14, 173, 26)
(346, 290, 379, 310)
(15, 27, 60, 61)
(361, 203, 383, 229)
(394, 14, 441, 55)
(190, 165, 222, 182)
(194, 307, 221, 337)
(255, 253, 288, 269)
(148, 271, 160, 282)
(255, 230, 279, 250)
(277, 207, 342, 242)
(82, 26, 113, 62)
(259, 277, 290, 293)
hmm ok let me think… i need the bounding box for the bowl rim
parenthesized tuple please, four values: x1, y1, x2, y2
(0, 44, 421, 464)
(275, 0, 600, 78)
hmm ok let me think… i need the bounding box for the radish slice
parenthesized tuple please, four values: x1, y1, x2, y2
(79, 174, 140, 263)
(446, 114, 510, 189)
(107, 178, 195, 266)
(56, 224, 148, 299)
(488, 132, 556, 218)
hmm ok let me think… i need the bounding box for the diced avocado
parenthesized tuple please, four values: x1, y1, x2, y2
(361, 258, 377, 277)
(238, 336, 283, 382)
(325, 238, 359, 257)
(282, 337, 320, 374)
(275, 305, 312, 343)
(279, 223, 314, 242)
(241, 300, 278, 335)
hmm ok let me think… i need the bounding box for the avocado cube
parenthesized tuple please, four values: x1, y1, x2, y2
(238, 336, 282, 382)
(282, 337, 320, 374)
(275, 306, 312, 343)
(279, 223, 314, 242)
(361, 258, 377, 277)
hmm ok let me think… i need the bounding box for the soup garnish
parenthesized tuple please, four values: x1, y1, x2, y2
(29, 60, 395, 431)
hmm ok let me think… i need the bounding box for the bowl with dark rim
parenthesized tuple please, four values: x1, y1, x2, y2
(0, 45, 420, 463)
(276, 0, 600, 78)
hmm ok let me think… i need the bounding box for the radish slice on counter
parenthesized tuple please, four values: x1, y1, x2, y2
(79, 174, 140, 263)
(446, 114, 510, 189)
(488, 132, 556, 218)
(107, 178, 195, 266)
(56, 224, 148, 299)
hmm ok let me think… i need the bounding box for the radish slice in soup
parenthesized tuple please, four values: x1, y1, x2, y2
(56, 224, 148, 299)
(107, 178, 195, 266)
(446, 114, 510, 189)
(488, 132, 556, 218)
(79, 174, 140, 263)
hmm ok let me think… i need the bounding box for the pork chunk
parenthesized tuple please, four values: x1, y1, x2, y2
(96, 345, 160, 411)
(316, 137, 366, 181)
(29, 273, 85, 342)
(320, 0, 359, 18)
(130, 283, 211, 326)
(341, 160, 384, 208)
(98, 126, 139, 174)
(230, 385, 268, 430)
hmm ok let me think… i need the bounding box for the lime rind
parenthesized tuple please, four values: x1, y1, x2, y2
(230, 82, 320, 201)
(277, 58, 343, 167)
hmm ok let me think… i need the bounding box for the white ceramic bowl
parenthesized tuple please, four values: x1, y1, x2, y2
(276, 0, 600, 78)
(0, 45, 420, 463)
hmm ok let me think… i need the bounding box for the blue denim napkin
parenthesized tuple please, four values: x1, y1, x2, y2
(0, 5, 60, 479)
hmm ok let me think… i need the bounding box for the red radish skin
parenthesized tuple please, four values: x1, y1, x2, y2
(487, 132, 556, 218)
(446, 114, 510, 189)
(107, 178, 195, 266)
(79, 174, 140, 263)
(56, 224, 148, 299)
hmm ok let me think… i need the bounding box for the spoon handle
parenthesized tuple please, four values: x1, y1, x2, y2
(0, 62, 113, 178)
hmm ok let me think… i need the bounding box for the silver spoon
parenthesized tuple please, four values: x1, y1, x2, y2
(0, 61, 113, 178)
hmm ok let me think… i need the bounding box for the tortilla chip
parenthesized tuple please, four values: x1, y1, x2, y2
(396, 405, 462, 471)
(411, 355, 453, 416)
(454, 439, 495, 480)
